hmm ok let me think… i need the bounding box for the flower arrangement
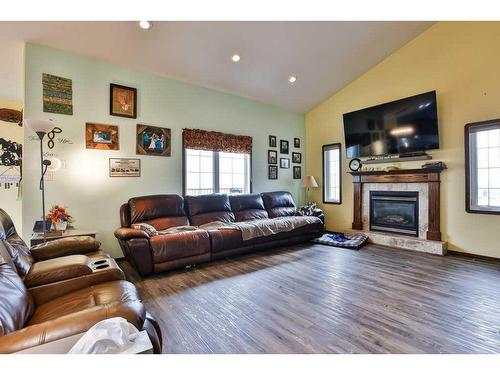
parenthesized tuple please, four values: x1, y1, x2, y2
(46, 205, 73, 230)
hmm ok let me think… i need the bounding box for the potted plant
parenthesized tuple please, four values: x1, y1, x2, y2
(47, 205, 73, 231)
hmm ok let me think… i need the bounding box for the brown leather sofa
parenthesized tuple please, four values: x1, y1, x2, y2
(0, 209, 162, 353)
(115, 191, 324, 276)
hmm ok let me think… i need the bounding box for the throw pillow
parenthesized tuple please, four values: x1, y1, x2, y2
(296, 203, 317, 216)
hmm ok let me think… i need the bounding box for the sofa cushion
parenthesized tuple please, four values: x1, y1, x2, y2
(185, 194, 235, 226)
(149, 229, 211, 263)
(261, 191, 296, 218)
(0, 250, 35, 336)
(3, 240, 33, 277)
(128, 195, 187, 227)
(208, 221, 323, 253)
(229, 194, 269, 222)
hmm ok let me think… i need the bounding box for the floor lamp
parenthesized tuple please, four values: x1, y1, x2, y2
(301, 175, 318, 204)
(26, 119, 55, 243)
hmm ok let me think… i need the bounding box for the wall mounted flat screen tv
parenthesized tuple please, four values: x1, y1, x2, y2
(343, 91, 439, 158)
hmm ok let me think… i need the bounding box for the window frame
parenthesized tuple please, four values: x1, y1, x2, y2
(182, 143, 252, 196)
(465, 118, 500, 215)
(322, 143, 342, 205)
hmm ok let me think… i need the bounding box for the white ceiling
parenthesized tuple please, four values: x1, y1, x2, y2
(0, 21, 433, 112)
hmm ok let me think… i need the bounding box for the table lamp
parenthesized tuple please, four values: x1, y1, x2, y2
(301, 175, 318, 203)
(25, 119, 56, 242)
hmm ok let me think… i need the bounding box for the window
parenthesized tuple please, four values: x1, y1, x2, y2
(465, 120, 500, 214)
(323, 143, 342, 204)
(184, 148, 251, 196)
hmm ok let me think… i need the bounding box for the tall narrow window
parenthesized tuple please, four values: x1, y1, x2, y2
(323, 143, 342, 204)
(183, 129, 252, 196)
(465, 120, 500, 214)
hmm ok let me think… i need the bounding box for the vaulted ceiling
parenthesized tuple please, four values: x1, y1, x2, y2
(0, 21, 433, 112)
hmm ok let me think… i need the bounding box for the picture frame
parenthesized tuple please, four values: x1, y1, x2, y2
(280, 139, 289, 154)
(110, 83, 137, 119)
(269, 135, 277, 148)
(109, 158, 141, 177)
(42, 73, 73, 115)
(136, 124, 172, 157)
(280, 158, 290, 169)
(268, 150, 277, 164)
(294, 138, 301, 148)
(85, 123, 119, 150)
(293, 166, 302, 179)
(292, 152, 302, 164)
(268, 165, 278, 180)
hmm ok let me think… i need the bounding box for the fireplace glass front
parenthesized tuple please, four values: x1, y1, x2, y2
(369, 191, 419, 236)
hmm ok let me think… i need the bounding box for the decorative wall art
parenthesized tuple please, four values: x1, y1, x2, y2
(293, 166, 302, 179)
(280, 158, 290, 169)
(268, 150, 277, 164)
(85, 123, 119, 150)
(0, 108, 23, 126)
(294, 138, 301, 148)
(110, 83, 137, 118)
(292, 152, 302, 163)
(268, 165, 278, 180)
(109, 158, 141, 177)
(136, 124, 171, 157)
(269, 135, 277, 147)
(42, 73, 73, 115)
(280, 140, 289, 154)
(0, 138, 22, 167)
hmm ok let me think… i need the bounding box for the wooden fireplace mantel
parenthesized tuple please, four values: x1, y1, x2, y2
(349, 167, 446, 241)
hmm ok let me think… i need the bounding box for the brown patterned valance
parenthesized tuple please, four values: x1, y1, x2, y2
(183, 128, 252, 154)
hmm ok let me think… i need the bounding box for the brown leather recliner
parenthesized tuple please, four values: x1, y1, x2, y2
(0, 208, 124, 304)
(0, 242, 162, 353)
(115, 191, 324, 276)
(115, 195, 211, 276)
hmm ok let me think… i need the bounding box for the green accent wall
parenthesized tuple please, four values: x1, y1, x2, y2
(23, 43, 305, 257)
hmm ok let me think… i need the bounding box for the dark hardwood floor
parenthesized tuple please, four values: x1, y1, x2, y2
(120, 243, 500, 354)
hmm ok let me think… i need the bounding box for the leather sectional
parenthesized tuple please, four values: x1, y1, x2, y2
(115, 191, 324, 276)
(0, 208, 162, 354)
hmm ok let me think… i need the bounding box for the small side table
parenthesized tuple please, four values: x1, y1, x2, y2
(30, 229, 97, 247)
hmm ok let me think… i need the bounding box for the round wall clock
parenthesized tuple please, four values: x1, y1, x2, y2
(349, 158, 362, 172)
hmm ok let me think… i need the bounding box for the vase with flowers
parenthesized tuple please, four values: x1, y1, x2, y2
(47, 205, 73, 231)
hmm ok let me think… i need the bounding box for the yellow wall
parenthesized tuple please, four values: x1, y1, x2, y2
(306, 22, 500, 258)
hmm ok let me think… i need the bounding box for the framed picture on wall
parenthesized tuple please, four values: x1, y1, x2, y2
(280, 158, 290, 169)
(268, 150, 277, 164)
(109, 158, 141, 177)
(292, 152, 302, 163)
(269, 135, 277, 147)
(294, 138, 300, 148)
(85, 123, 119, 150)
(110, 83, 137, 118)
(136, 124, 171, 157)
(268, 165, 278, 180)
(280, 140, 289, 154)
(293, 166, 302, 179)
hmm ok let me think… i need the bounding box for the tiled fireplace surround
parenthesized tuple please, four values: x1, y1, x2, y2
(345, 169, 447, 255)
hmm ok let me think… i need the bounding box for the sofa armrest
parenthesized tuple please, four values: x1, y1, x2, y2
(312, 208, 325, 223)
(24, 255, 93, 288)
(30, 236, 101, 261)
(114, 227, 149, 241)
(0, 300, 145, 354)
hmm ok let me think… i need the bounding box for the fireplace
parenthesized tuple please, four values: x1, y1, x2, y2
(369, 191, 419, 237)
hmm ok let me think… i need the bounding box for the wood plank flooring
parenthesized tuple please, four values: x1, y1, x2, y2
(120, 243, 500, 354)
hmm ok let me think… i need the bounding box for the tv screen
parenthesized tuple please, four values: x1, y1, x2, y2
(343, 91, 439, 158)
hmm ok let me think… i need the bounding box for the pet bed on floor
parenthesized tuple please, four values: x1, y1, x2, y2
(312, 232, 368, 250)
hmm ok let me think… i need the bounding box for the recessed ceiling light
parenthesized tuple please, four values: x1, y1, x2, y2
(139, 21, 152, 30)
(289, 76, 297, 83)
(231, 54, 241, 62)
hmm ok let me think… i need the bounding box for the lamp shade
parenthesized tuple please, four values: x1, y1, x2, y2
(25, 119, 56, 134)
(301, 175, 318, 188)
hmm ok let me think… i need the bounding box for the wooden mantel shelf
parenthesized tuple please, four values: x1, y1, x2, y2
(349, 167, 446, 176)
(350, 167, 446, 241)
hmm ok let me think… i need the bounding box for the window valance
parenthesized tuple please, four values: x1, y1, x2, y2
(182, 128, 252, 154)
